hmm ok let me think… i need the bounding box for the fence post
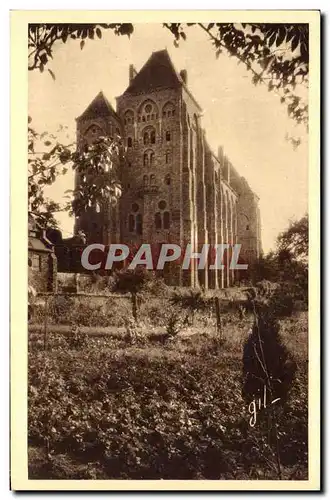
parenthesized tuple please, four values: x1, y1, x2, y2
(214, 296, 222, 340)
(43, 295, 48, 350)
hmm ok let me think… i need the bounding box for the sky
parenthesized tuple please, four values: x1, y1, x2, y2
(28, 23, 308, 253)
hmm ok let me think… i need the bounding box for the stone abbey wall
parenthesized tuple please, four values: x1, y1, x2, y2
(74, 50, 262, 288)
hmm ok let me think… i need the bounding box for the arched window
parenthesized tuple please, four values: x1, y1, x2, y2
(127, 137, 132, 148)
(143, 149, 154, 167)
(150, 174, 156, 185)
(165, 151, 171, 164)
(162, 101, 175, 119)
(163, 211, 170, 230)
(166, 131, 171, 142)
(164, 174, 171, 186)
(143, 132, 149, 145)
(124, 110, 134, 127)
(143, 175, 148, 186)
(136, 214, 143, 235)
(128, 214, 135, 232)
(83, 124, 104, 145)
(155, 212, 162, 230)
(155, 201, 170, 230)
(143, 153, 149, 167)
(142, 126, 156, 146)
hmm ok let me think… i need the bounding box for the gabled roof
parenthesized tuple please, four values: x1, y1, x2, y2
(123, 49, 182, 95)
(77, 91, 119, 121)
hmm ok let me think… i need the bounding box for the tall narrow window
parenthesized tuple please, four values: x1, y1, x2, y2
(163, 211, 170, 230)
(136, 214, 143, 235)
(150, 152, 155, 167)
(150, 130, 156, 144)
(143, 153, 148, 167)
(166, 131, 171, 142)
(164, 174, 171, 186)
(150, 174, 156, 185)
(155, 212, 162, 229)
(128, 214, 135, 232)
(127, 137, 132, 147)
(143, 132, 149, 145)
(143, 175, 148, 186)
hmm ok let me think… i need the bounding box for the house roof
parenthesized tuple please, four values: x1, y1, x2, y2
(123, 49, 183, 95)
(77, 91, 119, 121)
(123, 49, 202, 111)
(28, 235, 53, 253)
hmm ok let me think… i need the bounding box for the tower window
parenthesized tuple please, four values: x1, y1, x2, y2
(143, 175, 148, 186)
(128, 214, 135, 232)
(150, 130, 156, 144)
(150, 174, 156, 185)
(164, 174, 171, 186)
(155, 201, 170, 230)
(166, 131, 171, 142)
(150, 152, 154, 166)
(246, 224, 250, 230)
(165, 151, 171, 164)
(163, 211, 170, 230)
(155, 212, 162, 230)
(143, 132, 149, 145)
(127, 137, 133, 147)
(143, 152, 149, 166)
(136, 214, 143, 235)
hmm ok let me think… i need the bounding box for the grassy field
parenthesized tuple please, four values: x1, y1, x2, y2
(28, 295, 308, 481)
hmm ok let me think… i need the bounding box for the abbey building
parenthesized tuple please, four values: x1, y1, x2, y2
(74, 49, 262, 288)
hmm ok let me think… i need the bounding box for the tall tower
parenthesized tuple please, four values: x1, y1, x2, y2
(75, 91, 122, 245)
(74, 49, 262, 287)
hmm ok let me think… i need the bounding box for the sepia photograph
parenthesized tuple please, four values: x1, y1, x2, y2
(10, 10, 320, 491)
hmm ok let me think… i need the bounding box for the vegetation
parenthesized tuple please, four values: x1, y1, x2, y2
(28, 308, 308, 480)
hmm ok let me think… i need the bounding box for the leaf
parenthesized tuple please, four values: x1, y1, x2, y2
(96, 27, 102, 39)
(276, 26, 286, 47)
(291, 36, 299, 53)
(48, 69, 56, 81)
(268, 32, 276, 47)
(80, 40, 85, 50)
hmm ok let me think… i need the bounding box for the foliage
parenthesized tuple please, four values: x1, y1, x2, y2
(170, 288, 211, 325)
(28, 118, 122, 227)
(29, 23, 308, 127)
(166, 23, 308, 128)
(277, 214, 308, 264)
(28, 23, 134, 73)
(28, 313, 308, 480)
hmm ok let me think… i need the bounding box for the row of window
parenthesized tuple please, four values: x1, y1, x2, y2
(124, 102, 176, 126)
(127, 150, 172, 167)
(126, 130, 172, 147)
(128, 212, 171, 233)
(124, 110, 176, 125)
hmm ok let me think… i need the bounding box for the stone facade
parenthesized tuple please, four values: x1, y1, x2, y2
(75, 49, 262, 288)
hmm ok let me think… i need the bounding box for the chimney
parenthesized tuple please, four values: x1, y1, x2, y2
(129, 64, 137, 84)
(180, 69, 188, 85)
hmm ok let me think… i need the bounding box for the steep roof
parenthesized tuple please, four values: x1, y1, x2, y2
(123, 49, 182, 95)
(77, 91, 119, 121)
